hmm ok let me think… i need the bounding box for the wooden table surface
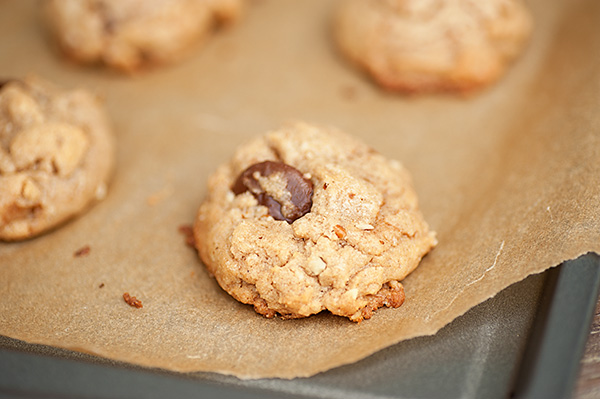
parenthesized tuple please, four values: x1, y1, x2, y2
(574, 299, 600, 398)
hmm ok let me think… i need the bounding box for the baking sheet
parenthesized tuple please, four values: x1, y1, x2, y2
(1, 254, 599, 398)
(1, 0, 600, 380)
(0, 268, 552, 399)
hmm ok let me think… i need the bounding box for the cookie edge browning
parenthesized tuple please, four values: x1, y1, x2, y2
(247, 280, 405, 323)
(0, 76, 116, 241)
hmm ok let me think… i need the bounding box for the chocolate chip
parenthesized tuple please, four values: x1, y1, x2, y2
(232, 161, 313, 223)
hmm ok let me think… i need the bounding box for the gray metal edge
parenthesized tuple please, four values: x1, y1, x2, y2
(510, 253, 600, 399)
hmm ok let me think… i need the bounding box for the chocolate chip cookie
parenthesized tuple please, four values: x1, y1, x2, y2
(334, 0, 533, 93)
(44, 0, 243, 72)
(0, 76, 115, 241)
(194, 122, 436, 322)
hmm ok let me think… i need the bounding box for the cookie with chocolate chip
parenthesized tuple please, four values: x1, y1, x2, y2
(43, 0, 243, 72)
(0, 76, 115, 241)
(193, 122, 436, 322)
(334, 0, 532, 93)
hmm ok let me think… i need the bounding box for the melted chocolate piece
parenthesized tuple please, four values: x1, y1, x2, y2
(232, 161, 313, 223)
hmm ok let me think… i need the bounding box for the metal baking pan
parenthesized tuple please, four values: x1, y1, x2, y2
(1, 253, 599, 399)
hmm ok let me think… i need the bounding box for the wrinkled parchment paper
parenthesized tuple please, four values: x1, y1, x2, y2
(1, 0, 599, 379)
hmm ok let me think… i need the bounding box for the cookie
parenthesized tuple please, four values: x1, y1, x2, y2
(334, 0, 533, 93)
(43, 0, 243, 72)
(0, 76, 115, 241)
(193, 122, 436, 322)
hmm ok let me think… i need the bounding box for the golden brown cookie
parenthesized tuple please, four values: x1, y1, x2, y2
(43, 0, 243, 72)
(194, 122, 436, 322)
(334, 0, 533, 93)
(0, 76, 115, 241)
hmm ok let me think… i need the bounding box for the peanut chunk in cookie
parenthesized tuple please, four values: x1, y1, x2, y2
(10, 123, 89, 177)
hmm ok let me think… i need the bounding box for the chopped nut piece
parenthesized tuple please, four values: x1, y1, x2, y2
(74, 245, 91, 257)
(10, 123, 89, 177)
(333, 224, 346, 239)
(21, 177, 41, 202)
(306, 255, 327, 276)
(123, 292, 143, 308)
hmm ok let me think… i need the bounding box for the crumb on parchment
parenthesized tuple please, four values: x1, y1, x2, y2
(74, 245, 91, 257)
(123, 292, 143, 308)
(178, 224, 196, 247)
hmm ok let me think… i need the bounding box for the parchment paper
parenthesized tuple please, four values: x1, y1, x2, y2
(1, 0, 599, 379)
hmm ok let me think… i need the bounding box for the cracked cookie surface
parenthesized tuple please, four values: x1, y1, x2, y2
(194, 122, 436, 321)
(334, 0, 532, 93)
(0, 76, 115, 241)
(44, 0, 243, 72)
